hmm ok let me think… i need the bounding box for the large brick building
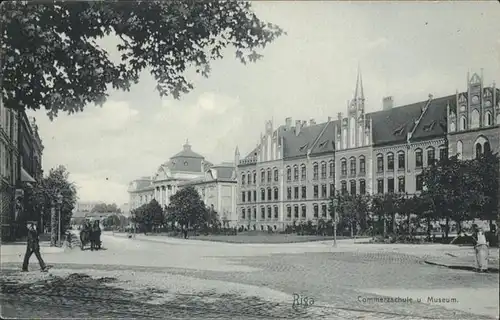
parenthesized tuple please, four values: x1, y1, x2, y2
(235, 70, 499, 231)
(1, 97, 44, 241)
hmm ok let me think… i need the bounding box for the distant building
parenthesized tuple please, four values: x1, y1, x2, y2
(128, 141, 237, 225)
(73, 201, 101, 213)
(235, 69, 499, 231)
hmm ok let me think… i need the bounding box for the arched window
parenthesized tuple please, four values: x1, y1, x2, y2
(475, 143, 482, 159)
(387, 152, 394, 171)
(260, 170, 265, 183)
(301, 164, 307, 180)
(252, 171, 256, 184)
(359, 156, 366, 174)
(460, 116, 467, 131)
(313, 162, 319, 180)
(457, 141, 463, 160)
(273, 168, 278, 182)
(321, 161, 327, 179)
(426, 147, 435, 166)
(341, 158, 347, 176)
(485, 112, 493, 126)
(267, 168, 271, 182)
(241, 174, 246, 185)
(246, 171, 251, 184)
(261, 188, 266, 201)
(328, 160, 334, 178)
(415, 148, 423, 168)
(376, 154, 384, 172)
(242, 208, 246, 220)
(293, 165, 299, 181)
(349, 157, 356, 175)
(341, 181, 347, 195)
(286, 166, 291, 182)
(350, 117, 356, 148)
(484, 142, 491, 155)
(274, 187, 279, 200)
(471, 109, 480, 129)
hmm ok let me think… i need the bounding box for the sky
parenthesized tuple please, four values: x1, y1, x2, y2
(28, 2, 500, 205)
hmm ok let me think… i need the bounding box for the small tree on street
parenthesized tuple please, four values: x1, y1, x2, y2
(165, 186, 208, 231)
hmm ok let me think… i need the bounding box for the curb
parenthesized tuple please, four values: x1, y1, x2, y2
(424, 260, 499, 273)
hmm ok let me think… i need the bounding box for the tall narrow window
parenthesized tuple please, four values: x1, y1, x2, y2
(427, 147, 435, 166)
(398, 177, 405, 193)
(286, 167, 291, 182)
(301, 205, 306, 218)
(242, 192, 245, 202)
(359, 180, 366, 195)
(341, 159, 347, 176)
(457, 141, 463, 159)
(321, 204, 327, 217)
(398, 152, 405, 170)
(415, 149, 423, 168)
(301, 186, 306, 199)
(267, 188, 272, 201)
(387, 153, 394, 171)
(475, 143, 482, 159)
(267, 169, 271, 182)
(350, 157, 356, 175)
(294, 165, 299, 181)
(350, 117, 356, 148)
(388, 178, 394, 193)
(313, 185, 319, 198)
(329, 161, 334, 178)
(261, 170, 265, 183)
(471, 109, 480, 129)
(242, 208, 246, 220)
(377, 155, 384, 173)
(313, 204, 319, 218)
(377, 179, 384, 194)
(287, 187, 291, 200)
(341, 181, 347, 195)
(287, 206, 291, 219)
(294, 186, 299, 199)
(301, 164, 307, 180)
(274, 187, 279, 200)
(439, 147, 447, 161)
(485, 112, 493, 126)
(294, 206, 299, 219)
(321, 162, 327, 179)
(313, 162, 319, 180)
(350, 180, 356, 195)
(321, 184, 327, 198)
(241, 174, 246, 185)
(359, 156, 366, 174)
(460, 116, 466, 131)
(274, 169, 278, 182)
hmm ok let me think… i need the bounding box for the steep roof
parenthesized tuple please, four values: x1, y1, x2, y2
(211, 165, 235, 180)
(282, 123, 326, 158)
(163, 141, 209, 173)
(411, 95, 452, 141)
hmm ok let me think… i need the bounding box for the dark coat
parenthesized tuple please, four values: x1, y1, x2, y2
(27, 228, 40, 250)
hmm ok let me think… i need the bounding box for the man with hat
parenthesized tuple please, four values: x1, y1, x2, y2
(22, 221, 48, 272)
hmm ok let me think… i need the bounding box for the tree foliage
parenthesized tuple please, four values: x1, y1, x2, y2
(27, 165, 77, 233)
(165, 186, 211, 229)
(131, 199, 163, 231)
(1, 1, 284, 118)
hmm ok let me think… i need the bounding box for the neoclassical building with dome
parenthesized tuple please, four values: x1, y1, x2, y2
(127, 141, 238, 226)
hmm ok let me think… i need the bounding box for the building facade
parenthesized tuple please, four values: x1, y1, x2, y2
(1, 95, 44, 241)
(128, 141, 237, 225)
(235, 70, 500, 230)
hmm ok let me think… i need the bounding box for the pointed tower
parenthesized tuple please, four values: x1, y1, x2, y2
(234, 146, 240, 166)
(346, 66, 367, 148)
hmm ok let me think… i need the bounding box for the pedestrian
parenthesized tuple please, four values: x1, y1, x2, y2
(183, 225, 188, 239)
(474, 227, 489, 272)
(22, 221, 48, 272)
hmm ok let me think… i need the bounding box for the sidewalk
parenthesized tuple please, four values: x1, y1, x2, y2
(1, 241, 65, 256)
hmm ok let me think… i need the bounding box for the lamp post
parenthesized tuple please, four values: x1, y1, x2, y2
(56, 192, 63, 247)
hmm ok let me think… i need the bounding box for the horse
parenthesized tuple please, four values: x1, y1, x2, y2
(79, 226, 91, 250)
(90, 220, 101, 251)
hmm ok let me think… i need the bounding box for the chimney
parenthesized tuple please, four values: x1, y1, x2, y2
(428, 93, 433, 100)
(327, 116, 332, 122)
(382, 96, 394, 110)
(337, 112, 342, 121)
(295, 120, 302, 136)
(285, 117, 292, 130)
(310, 118, 316, 125)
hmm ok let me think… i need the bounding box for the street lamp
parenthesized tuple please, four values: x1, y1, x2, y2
(56, 192, 63, 247)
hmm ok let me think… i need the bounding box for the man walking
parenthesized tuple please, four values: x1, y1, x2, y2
(22, 221, 48, 272)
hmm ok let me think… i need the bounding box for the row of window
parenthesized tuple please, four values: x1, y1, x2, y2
(340, 156, 366, 176)
(451, 110, 496, 133)
(373, 176, 421, 194)
(376, 147, 447, 173)
(339, 180, 367, 195)
(240, 161, 335, 186)
(240, 184, 337, 203)
(240, 203, 330, 220)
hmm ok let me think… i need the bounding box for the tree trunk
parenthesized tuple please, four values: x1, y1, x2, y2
(445, 217, 450, 239)
(426, 217, 431, 241)
(383, 215, 387, 237)
(350, 223, 353, 238)
(50, 206, 57, 247)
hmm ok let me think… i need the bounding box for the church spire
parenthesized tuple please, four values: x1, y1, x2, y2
(354, 65, 364, 101)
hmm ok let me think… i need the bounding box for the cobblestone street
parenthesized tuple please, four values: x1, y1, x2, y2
(1, 233, 498, 319)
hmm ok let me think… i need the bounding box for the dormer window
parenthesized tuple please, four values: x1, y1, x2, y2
(422, 121, 436, 132)
(299, 144, 308, 151)
(184, 161, 188, 166)
(393, 126, 405, 136)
